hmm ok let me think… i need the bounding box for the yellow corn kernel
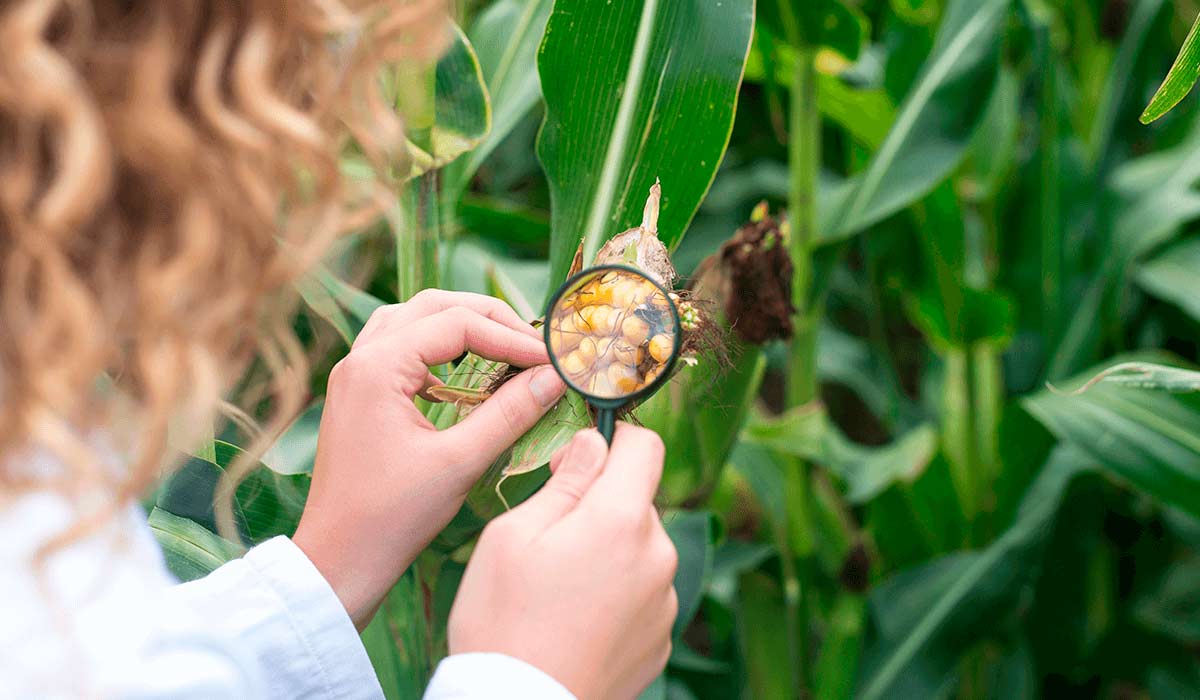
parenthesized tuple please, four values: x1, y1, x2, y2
(578, 336, 599, 363)
(589, 305, 614, 335)
(648, 333, 673, 363)
(621, 315, 650, 345)
(612, 340, 639, 365)
(562, 351, 588, 376)
(607, 362, 639, 394)
(590, 372, 616, 397)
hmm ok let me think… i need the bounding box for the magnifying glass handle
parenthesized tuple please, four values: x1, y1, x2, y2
(596, 407, 616, 445)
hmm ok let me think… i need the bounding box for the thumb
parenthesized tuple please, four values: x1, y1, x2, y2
(444, 365, 566, 468)
(511, 429, 608, 530)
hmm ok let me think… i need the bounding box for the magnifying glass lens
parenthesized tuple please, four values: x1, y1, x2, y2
(547, 268, 679, 400)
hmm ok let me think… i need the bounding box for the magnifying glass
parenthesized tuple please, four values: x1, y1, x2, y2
(544, 264, 682, 444)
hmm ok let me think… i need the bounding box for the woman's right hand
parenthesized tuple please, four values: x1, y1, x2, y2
(447, 424, 678, 700)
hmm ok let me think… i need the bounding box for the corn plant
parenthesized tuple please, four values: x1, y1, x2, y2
(152, 1, 1200, 698)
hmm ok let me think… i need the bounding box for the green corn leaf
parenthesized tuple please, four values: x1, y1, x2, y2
(1089, 0, 1167, 161)
(641, 345, 767, 504)
(155, 440, 309, 546)
(395, 22, 492, 176)
(296, 264, 385, 345)
(1058, 361, 1200, 394)
(1024, 355, 1200, 519)
(263, 400, 324, 476)
(1132, 553, 1200, 643)
(444, 0, 553, 194)
(664, 510, 721, 639)
(819, 0, 1010, 243)
(1136, 236, 1200, 322)
(148, 508, 243, 582)
(457, 194, 551, 256)
(856, 447, 1093, 700)
(361, 569, 432, 700)
(538, 0, 754, 284)
(742, 407, 939, 504)
(1141, 12, 1200, 124)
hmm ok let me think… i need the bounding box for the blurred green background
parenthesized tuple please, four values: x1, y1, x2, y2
(150, 0, 1200, 697)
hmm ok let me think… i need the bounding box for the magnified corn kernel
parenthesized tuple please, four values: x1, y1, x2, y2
(607, 362, 639, 393)
(562, 351, 587, 376)
(648, 333, 672, 363)
(612, 340, 639, 366)
(578, 336, 599, 363)
(621, 315, 650, 345)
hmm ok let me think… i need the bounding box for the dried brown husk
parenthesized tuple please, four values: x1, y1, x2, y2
(690, 207, 794, 344)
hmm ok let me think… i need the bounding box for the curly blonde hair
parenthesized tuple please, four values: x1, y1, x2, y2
(0, 0, 445, 549)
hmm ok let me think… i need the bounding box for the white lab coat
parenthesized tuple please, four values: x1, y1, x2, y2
(0, 490, 574, 700)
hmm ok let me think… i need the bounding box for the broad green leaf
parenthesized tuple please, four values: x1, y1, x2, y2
(538, 0, 755, 283)
(856, 447, 1093, 700)
(443, 236, 549, 314)
(743, 407, 939, 504)
(963, 67, 1020, 200)
(1024, 358, 1200, 519)
(395, 22, 492, 176)
(444, 0, 553, 194)
(457, 194, 550, 256)
(664, 510, 720, 639)
(297, 265, 385, 345)
(1052, 124, 1200, 378)
(263, 400, 324, 476)
(1136, 236, 1200, 322)
(642, 343, 766, 504)
(819, 0, 1010, 243)
(1089, 0, 1166, 160)
(1060, 361, 1200, 394)
(1133, 553, 1200, 643)
(1140, 12, 1200, 124)
(361, 568, 431, 699)
(155, 440, 309, 545)
(1111, 123, 1200, 258)
(148, 508, 242, 582)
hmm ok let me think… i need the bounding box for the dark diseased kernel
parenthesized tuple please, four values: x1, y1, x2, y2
(548, 270, 678, 399)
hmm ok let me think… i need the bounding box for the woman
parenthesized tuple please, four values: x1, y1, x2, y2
(0, 1, 678, 698)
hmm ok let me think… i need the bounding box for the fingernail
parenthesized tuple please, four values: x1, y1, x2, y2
(529, 365, 566, 407)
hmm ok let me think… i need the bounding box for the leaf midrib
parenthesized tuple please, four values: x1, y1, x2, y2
(580, 0, 661, 265)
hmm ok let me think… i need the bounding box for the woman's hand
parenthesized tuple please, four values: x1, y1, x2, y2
(293, 290, 566, 629)
(448, 424, 679, 700)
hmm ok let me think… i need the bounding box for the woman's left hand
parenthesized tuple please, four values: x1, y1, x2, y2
(293, 290, 565, 629)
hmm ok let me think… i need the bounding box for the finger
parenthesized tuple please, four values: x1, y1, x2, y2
(580, 422, 665, 512)
(386, 307, 550, 395)
(442, 365, 566, 466)
(509, 428, 608, 530)
(356, 290, 537, 347)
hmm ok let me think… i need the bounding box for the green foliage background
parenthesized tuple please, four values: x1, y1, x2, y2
(152, 0, 1200, 697)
